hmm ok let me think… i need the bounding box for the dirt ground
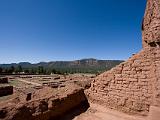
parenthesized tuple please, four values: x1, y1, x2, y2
(0, 74, 94, 103)
(65, 103, 147, 120)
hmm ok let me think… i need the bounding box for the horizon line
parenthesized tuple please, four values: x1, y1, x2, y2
(0, 58, 125, 64)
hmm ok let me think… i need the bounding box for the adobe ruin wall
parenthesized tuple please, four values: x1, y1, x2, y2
(0, 86, 13, 97)
(88, 0, 160, 116)
(88, 48, 160, 115)
(0, 86, 89, 120)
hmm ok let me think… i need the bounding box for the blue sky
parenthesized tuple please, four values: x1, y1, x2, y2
(0, 0, 146, 63)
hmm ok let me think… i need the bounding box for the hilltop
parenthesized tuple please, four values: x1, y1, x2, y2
(0, 58, 124, 74)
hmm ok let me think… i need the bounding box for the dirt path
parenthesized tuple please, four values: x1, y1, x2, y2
(73, 103, 147, 120)
(18, 79, 42, 86)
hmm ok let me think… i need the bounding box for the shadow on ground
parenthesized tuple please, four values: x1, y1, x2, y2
(51, 100, 90, 120)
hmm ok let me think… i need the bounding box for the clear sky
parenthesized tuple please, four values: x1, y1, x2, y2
(0, 0, 146, 63)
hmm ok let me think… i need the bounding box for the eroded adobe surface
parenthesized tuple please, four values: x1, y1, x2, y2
(0, 85, 13, 97)
(88, 0, 160, 116)
(0, 77, 8, 84)
(142, 0, 160, 48)
(88, 48, 160, 115)
(0, 84, 89, 120)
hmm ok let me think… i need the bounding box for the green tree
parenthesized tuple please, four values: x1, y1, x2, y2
(51, 68, 57, 74)
(0, 67, 2, 73)
(37, 66, 44, 74)
(24, 69, 29, 74)
(8, 66, 15, 74)
(16, 65, 23, 73)
(30, 68, 36, 74)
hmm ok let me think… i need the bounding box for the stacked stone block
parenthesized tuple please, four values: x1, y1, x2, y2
(88, 0, 160, 116)
(0, 77, 8, 84)
(0, 86, 13, 97)
(142, 0, 160, 48)
(88, 49, 154, 115)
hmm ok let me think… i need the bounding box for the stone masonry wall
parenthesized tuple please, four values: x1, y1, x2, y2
(151, 47, 160, 107)
(88, 0, 160, 116)
(0, 77, 8, 84)
(0, 86, 89, 120)
(88, 48, 160, 115)
(142, 0, 160, 48)
(0, 86, 13, 97)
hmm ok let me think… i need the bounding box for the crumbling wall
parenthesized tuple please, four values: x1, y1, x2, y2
(142, 0, 160, 48)
(151, 47, 160, 107)
(0, 86, 13, 97)
(88, 0, 160, 116)
(88, 48, 160, 115)
(0, 87, 89, 120)
(0, 77, 8, 83)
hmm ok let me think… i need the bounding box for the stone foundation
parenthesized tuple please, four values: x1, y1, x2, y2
(0, 86, 89, 120)
(0, 78, 8, 84)
(0, 86, 13, 97)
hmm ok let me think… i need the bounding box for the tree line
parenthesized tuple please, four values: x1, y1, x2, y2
(0, 65, 104, 75)
(0, 65, 63, 75)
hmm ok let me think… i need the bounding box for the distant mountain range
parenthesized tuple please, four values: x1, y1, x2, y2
(0, 59, 124, 74)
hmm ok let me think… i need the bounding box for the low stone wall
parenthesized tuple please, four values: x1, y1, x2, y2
(0, 87, 89, 120)
(88, 48, 160, 115)
(0, 86, 13, 97)
(0, 78, 8, 84)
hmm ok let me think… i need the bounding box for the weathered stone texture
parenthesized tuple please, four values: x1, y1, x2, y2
(0, 86, 89, 120)
(142, 0, 160, 48)
(0, 86, 13, 97)
(88, 0, 160, 115)
(88, 48, 160, 115)
(0, 77, 8, 84)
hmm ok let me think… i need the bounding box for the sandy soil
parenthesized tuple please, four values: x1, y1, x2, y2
(72, 103, 146, 120)
(18, 78, 42, 86)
